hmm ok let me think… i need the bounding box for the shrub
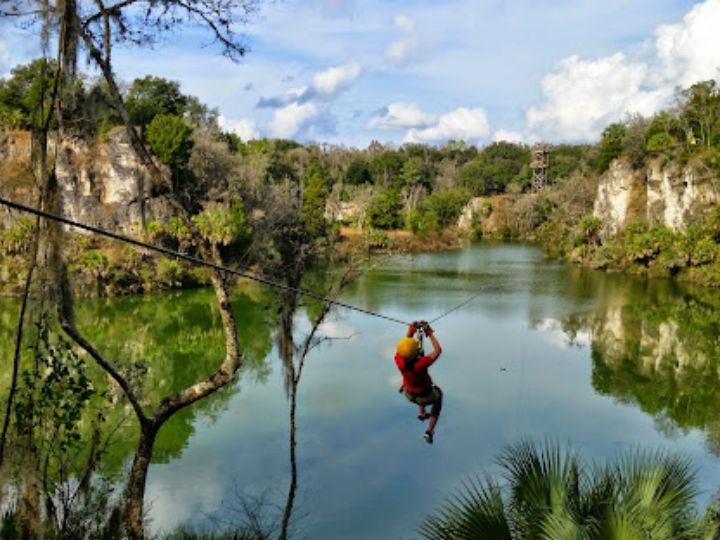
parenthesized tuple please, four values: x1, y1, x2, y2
(411, 189, 470, 234)
(645, 132, 678, 154)
(366, 189, 403, 230)
(146, 114, 194, 173)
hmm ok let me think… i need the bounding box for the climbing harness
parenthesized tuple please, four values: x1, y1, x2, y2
(0, 196, 482, 327)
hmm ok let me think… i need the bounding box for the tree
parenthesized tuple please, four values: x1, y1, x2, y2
(401, 155, 433, 190)
(0, 58, 58, 129)
(411, 189, 470, 234)
(421, 441, 709, 539)
(145, 114, 194, 172)
(367, 189, 404, 230)
(458, 142, 529, 196)
(1, 1, 265, 538)
(595, 123, 626, 173)
(125, 76, 188, 127)
(345, 158, 373, 185)
(679, 80, 720, 149)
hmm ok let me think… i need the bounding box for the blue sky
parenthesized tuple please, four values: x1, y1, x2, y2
(3, 0, 720, 147)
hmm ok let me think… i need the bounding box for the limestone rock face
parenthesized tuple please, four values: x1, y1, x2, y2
(0, 128, 172, 233)
(457, 197, 487, 229)
(594, 157, 720, 235)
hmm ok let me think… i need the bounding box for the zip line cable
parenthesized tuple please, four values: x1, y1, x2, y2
(0, 196, 480, 327)
(428, 290, 484, 324)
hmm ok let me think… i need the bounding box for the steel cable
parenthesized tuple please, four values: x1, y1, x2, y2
(0, 196, 412, 326)
(0, 196, 484, 328)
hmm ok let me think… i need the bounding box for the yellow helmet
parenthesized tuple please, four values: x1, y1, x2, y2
(397, 337, 419, 359)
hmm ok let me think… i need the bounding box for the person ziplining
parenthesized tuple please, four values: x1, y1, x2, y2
(395, 320, 443, 444)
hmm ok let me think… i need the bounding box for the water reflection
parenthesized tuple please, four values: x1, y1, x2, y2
(4, 244, 720, 537)
(545, 278, 720, 454)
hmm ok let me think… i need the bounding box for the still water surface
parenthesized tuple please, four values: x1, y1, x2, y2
(5, 242, 720, 538)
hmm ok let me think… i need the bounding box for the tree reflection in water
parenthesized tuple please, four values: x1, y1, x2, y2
(0, 285, 275, 537)
(549, 279, 720, 454)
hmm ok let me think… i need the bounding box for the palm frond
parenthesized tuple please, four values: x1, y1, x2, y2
(419, 476, 512, 540)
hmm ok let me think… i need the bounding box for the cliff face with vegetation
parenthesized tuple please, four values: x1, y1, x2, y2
(593, 158, 720, 236)
(0, 128, 171, 233)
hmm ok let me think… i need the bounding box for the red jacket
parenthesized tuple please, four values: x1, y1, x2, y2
(395, 353, 436, 394)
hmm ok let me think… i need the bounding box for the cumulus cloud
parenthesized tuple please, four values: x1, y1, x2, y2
(527, 54, 665, 141)
(218, 115, 260, 141)
(367, 102, 437, 129)
(655, 0, 720, 87)
(270, 102, 319, 138)
(403, 107, 490, 144)
(312, 62, 362, 97)
(523, 0, 720, 142)
(257, 63, 361, 109)
(256, 62, 361, 139)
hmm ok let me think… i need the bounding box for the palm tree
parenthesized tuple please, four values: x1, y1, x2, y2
(420, 440, 720, 540)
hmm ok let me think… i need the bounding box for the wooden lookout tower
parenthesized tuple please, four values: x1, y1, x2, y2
(530, 144, 551, 191)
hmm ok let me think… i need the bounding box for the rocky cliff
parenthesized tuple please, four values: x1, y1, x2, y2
(0, 128, 171, 233)
(593, 158, 720, 236)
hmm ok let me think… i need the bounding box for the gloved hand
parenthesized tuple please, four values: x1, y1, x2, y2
(420, 320, 434, 336)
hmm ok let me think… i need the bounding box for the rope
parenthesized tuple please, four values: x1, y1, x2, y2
(0, 196, 412, 326)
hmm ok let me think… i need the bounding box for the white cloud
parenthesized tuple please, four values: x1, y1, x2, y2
(218, 115, 260, 141)
(655, 0, 720, 87)
(492, 129, 525, 144)
(312, 62, 362, 97)
(385, 38, 421, 65)
(393, 15, 415, 31)
(523, 0, 720, 142)
(367, 102, 436, 129)
(403, 107, 490, 144)
(270, 102, 319, 138)
(526, 53, 666, 142)
(385, 14, 421, 65)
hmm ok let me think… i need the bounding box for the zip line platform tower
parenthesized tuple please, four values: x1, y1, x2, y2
(531, 144, 551, 191)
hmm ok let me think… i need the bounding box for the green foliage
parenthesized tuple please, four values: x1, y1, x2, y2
(126, 76, 188, 127)
(362, 227, 392, 249)
(679, 80, 720, 150)
(16, 317, 96, 454)
(79, 249, 110, 272)
(420, 441, 703, 540)
(411, 189, 470, 234)
(166, 216, 192, 244)
(458, 142, 529, 196)
(0, 58, 57, 129)
(547, 144, 589, 183)
(192, 201, 252, 246)
(345, 158, 373, 185)
(146, 114, 194, 172)
(401, 156, 432, 189)
(368, 149, 404, 187)
(366, 189, 404, 229)
(1, 218, 35, 255)
(645, 132, 678, 154)
(302, 170, 329, 239)
(595, 123, 626, 173)
(575, 214, 603, 247)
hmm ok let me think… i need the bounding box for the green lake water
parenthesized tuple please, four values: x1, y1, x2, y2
(3, 241, 720, 538)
